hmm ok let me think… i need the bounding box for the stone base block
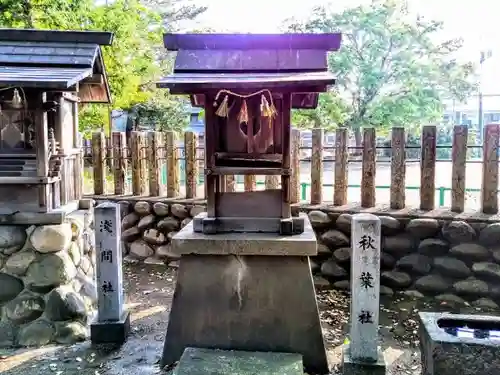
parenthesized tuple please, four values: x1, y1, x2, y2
(342, 344, 387, 375)
(173, 213, 316, 256)
(193, 213, 305, 235)
(419, 312, 500, 375)
(160, 255, 328, 374)
(172, 347, 304, 375)
(90, 310, 130, 344)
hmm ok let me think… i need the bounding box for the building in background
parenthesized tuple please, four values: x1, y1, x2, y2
(442, 94, 500, 126)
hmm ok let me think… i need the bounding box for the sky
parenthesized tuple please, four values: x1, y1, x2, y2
(194, 0, 500, 94)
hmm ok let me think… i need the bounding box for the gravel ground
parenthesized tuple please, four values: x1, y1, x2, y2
(0, 263, 498, 375)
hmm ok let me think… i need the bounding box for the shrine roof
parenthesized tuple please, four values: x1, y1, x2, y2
(0, 29, 114, 103)
(157, 71, 336, 92)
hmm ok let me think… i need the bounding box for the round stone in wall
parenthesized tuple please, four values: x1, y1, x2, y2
(130, 239, 154, 259)
(320, 259, 347, 280)
(381, 271, 412, 289)
(54, 321, 87, 344)
(0, 225, 27, 251)
(415, 275, 450, 295)
(472, 298, 499, 310)
(396, 254, 432, 275)
(122, 213, 140, 230)
(25, 252, 77, 288)
(121, 226, 141, 242)
(157, 217, 180, 233)
(156, 244, 180, 260)
(479, 223, 500, 247)
(134, 201, 151, 216)
(453, 278, 489, 298)
(406, 218, 440, 239)
(450, 243, 490, 262)
(137, 215, 156, 230)
(379, 216, 401, 236)
(117, 200, 131, 218)
(418, 238, 449, 256)
(67, 242, 81, 267)
(333, 279, 350, 291)
(441, 221, 476, 244)
(171, 204, 189, 220)
(153, 202, 169, 217)
(45, 286, 87, 321)
(308, 210, 332, 230)
(433, 257, 471, 279)
(0, 273, 24, 303)
(335, 214, 352, 235)
(381, 252, 396, 269)
(320, 230, 349, 249)
(434, 294, 466, 305)
(382, 234, 414, 256)
(4, 250, 36, 276)
(332, 247, 351, 265)
(17, 319, 55, 347)
(317, 243, 332, 256)
(4, 293, 45, 324)
(143, 229, 167, 246)
(472, 262, 500, 282)
(30, 224, 72, 253)
(0, 321, 16, 347)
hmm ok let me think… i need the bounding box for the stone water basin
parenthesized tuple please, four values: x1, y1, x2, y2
(419, 312, 500, 375)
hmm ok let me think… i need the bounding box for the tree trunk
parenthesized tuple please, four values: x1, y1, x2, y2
(353, 127, 362, 156)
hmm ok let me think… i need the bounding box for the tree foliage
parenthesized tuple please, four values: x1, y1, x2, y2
(0, 0, 206, 136)
(291, 93, 348, 130)
(286, 0, 477, 142)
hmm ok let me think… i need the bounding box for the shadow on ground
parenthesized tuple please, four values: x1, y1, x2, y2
(0, 263, 498, 375)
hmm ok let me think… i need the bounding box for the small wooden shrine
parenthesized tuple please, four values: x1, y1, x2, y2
(158, 33, 341, 235)
(0, 29, 113, 214)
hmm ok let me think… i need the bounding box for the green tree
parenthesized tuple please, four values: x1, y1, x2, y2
(286, 0, 477, 146)
(292, 92, 348, 130)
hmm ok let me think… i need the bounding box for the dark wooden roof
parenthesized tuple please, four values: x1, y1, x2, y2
(163, 33, 341, 51)
(158, 33, 341, 109)
(0, 29, 114, 103)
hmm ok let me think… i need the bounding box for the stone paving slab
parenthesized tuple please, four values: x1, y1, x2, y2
(173, 347, 304, 375)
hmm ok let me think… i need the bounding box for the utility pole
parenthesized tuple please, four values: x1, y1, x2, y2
(479, 50, 492, 143)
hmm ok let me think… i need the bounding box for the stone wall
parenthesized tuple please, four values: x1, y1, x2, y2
(119, 200, 204, 266)
(0, 209, 96, 347)
(113, 199, 500, 307)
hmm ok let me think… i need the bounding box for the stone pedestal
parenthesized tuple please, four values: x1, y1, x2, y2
(161, 213, 329, 375)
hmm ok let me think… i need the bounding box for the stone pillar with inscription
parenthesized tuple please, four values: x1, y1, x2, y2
(90, 202, 130, 344)
(342, 213, 387, 375)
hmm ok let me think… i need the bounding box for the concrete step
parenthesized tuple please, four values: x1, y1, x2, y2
(172, 347, 303, 375)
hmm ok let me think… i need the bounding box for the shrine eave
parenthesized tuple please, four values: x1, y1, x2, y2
(0, 66, 93, 89)
(156, 71, 336, 94)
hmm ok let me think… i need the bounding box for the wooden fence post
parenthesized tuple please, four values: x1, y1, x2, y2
(112, 132, 127, 195)
(361, 127, 376, 208)
(390, 127, 406, 209)
(131, 131, 147, 196)
(481, 124, 500, 214)
(148, 131, 166, 197)
(310, 128, 323, 204)
(166, 131, 180, 198)
(92, 132, 106, 195)
(420, 125, 437, 210)
(290, 129, 301, 203)
(225, 175, 236, 192)
(265, 175, 280, 189)
(184, 131, 198, 198)
(244, 175, 256, 191)
(451, 125, 468, 213)
(334, 128, 348, 206)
